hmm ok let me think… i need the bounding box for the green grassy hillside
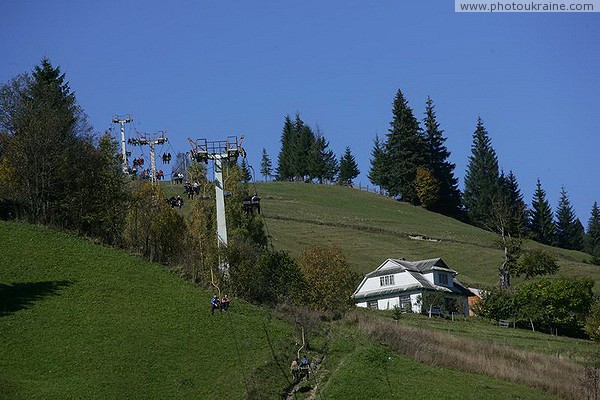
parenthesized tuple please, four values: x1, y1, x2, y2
(0, 221, 293, 399)
(0, 221, 569, 399)
(248, 182, 599, 288)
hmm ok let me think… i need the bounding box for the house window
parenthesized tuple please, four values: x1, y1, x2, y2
(379, 274, 395, 287)
(367, 300, 378, 310)
(399, 296, 412, 313)
(438, 273, 448, 285)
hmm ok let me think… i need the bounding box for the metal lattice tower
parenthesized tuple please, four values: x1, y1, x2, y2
(112, 115, 133, 174)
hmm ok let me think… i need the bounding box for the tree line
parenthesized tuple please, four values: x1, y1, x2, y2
(372, 90, 600, 257)
(0, 59, 359, 315)
(265, 114, 359, 186)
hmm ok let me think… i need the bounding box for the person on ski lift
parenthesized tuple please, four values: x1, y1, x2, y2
(290, 358, 299, 383)
(299, 355, 310, 380)
(220, 294, 230, 311)
(210, 294, 221, 315)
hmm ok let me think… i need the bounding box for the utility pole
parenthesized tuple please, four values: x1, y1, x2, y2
(130, 131, 168, 184)
(112, 114, 133, 174)
(189, 136, 244, 254)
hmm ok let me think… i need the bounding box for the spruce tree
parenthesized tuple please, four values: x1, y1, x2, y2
(463, 117, 500, 227)
(309, 129, 337, 184)
(337, 146, 359, 186)
(260, 148, 272, 181)
(368, 134, 387, 191)
(384, 90, 427, 203)
(529, 179, 555, 245)
(423, 97, 462, 216)
(276, 115, 295, 181)
(555, 186, 583, 250)
(586, 202, 600, 264)
(240, 159, 252, 183)
(498, 171, 528, 236)
(292, 114, 315, 181)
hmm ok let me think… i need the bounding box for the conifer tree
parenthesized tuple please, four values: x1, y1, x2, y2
(240, 159, 252, 183)
(337, 146, 359, 186)
(0, 58, 98, 228)
(463, 118, 500, 227)
(555, 186, 583, 250)
(309, 129, 337, 184)
(529, 179, 555, 245)
(423, 97, 461, 216)
(292, 114, 315, 181)
(368, 134, 387, 191)
(260, 148, 272, 182)
(586, 202, 600, 264)
(384, 90, 427, 203)
(276, 115, 295, 181)
(498, 171, 528, 236)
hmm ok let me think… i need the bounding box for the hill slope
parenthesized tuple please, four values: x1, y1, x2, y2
(251, 182, 599, 287)
(0, 221, 568, 399)
(0, 221, 292, 399)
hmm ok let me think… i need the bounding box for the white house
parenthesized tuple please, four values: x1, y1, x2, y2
(353, 258, 473, 315)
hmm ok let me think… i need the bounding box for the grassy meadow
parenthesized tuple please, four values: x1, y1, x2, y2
(3, 180, 599, 399)
(0, 221, 293, 399)
(248, 182, 600, 288)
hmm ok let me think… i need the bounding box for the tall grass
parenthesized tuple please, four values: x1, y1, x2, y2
(351, 311, 589, 399)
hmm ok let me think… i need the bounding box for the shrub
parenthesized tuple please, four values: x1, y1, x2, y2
(297, 245, 359, 312)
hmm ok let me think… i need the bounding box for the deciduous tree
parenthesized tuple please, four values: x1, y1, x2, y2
(297, 246, 358, 312)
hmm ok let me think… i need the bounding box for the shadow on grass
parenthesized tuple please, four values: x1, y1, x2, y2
(0, 280, 74, 317)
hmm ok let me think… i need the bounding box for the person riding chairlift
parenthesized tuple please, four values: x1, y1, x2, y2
(210, 294, 221, 315)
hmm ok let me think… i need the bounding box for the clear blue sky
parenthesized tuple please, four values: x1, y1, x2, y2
(1, 1, 599, 223)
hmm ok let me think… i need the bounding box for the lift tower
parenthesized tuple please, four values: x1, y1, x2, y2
(112, 115, 133, 174)
(189, 136, 244, 254)
(130, 131, 168, 183)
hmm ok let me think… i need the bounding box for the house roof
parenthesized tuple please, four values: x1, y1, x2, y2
(366, 258, 458, 278)
(353, 257, 473, 301)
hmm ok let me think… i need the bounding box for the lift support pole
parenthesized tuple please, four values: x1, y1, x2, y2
(112, 115, 132, 174)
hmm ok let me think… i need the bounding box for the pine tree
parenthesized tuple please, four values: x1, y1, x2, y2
(1, 58, 90, 226)
(337, 146, 359, 186)
(586, 202, 600, 264)
(463, 117, 500, 227)
(276, 115, 295, 181)
(308, 129, 337, 184)
(423, 97, 462, 216)
(240, 159, 252, 183)
(497, 171, 528, 236)
(555, 186, 583, 250)
(368, 134, 387, 191)
(529, 179, 555, 245)
(292, 114, 315, 181)
(260, 148, 272, 181)
(384, 90, 427, 203)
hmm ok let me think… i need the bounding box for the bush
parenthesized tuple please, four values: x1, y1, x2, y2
(473, 287, 516, 322)
(585, 300, 600, 341)
(297, 246, 359, 312)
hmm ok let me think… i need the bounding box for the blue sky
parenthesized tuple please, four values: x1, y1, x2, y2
(1, 1, 599, 222)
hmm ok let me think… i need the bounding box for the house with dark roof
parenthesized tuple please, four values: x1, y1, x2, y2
(353, 258, 473, 314)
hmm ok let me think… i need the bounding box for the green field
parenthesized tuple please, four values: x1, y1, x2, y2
(250, 182, 599, 288)
(2, 181, 598, 398)
(0, 222, 293, 399)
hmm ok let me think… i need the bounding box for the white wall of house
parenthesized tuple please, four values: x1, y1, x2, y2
(356, 292, 422, 312)
(358, 271, 420, 294)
